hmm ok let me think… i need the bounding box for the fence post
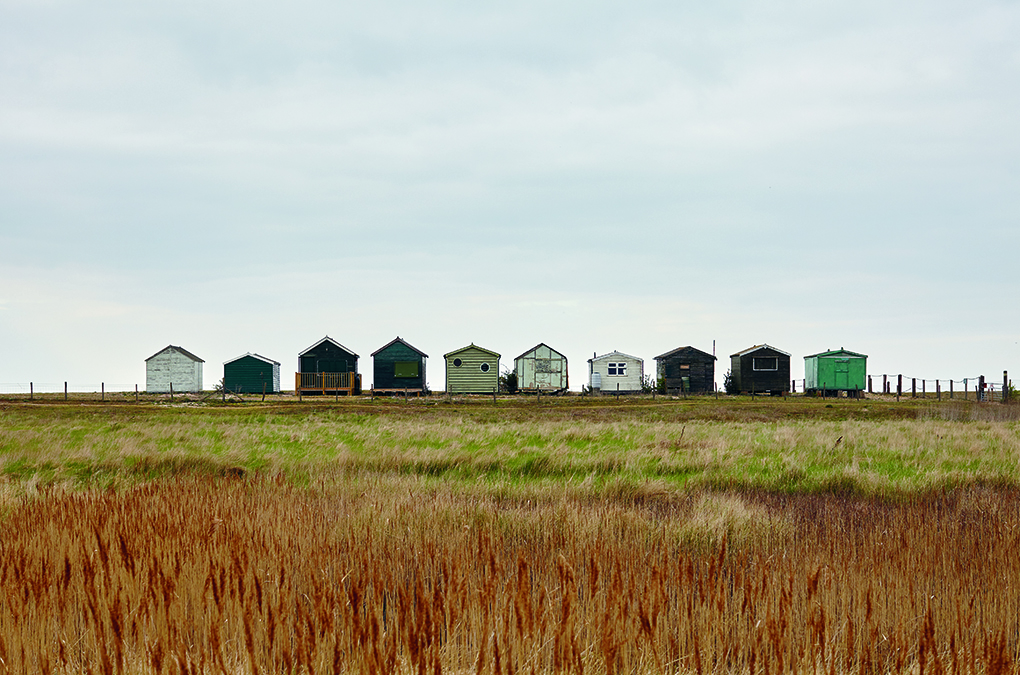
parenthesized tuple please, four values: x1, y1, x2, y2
(102, 382, 105, 402)
(135, 384, 139, 403)
(30, 382, 33, 401)
(170, 381, 174, 402)
(868, 375, 872, 394)
(883, 374, 888, 394)
(922, 379, 926, 398)
(964, 378, 968, 399)
(937, 380, 941, 401)
(950, 379, 953, 399)
(65, 381, 68, 401)
(493, 387, 497, 404)
(979, 375, 986, 402)
(911, 378, 916, 398)
(1004, 371, 1009, 403)
(897, 375, 902, 401)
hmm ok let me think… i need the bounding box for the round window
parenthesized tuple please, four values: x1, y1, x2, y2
(480, 363, 490, 373)
(453, 358, 463, 367)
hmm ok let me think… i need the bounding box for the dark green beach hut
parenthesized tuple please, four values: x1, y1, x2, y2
(804, 348, 867, 397)
(371, 337, 427, 394)
(223, 353, 281, 394)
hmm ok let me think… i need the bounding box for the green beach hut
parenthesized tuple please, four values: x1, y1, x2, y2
(444, 344, 500, 394)
(804, 348, 867, 397)
(223, 353, 281, 394)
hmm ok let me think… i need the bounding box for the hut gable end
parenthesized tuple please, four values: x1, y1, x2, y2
(444, 344, 500, 394)
(372, 337, 428, 392)
(654, 346, 716, 394)
(514, 342, 569, 392)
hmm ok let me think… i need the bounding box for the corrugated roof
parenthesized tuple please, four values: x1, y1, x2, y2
(145, 345, 205, 363)
(298, 335, 359, 358)
(654, 345, 716, 361)
(443, 343, 500, 359)
(223, 352, 280, 366)
(730, 344, 791, 358)
(371, 336, 428, 358)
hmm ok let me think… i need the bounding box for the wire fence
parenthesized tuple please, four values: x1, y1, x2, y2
(791, 372, 1012, 402)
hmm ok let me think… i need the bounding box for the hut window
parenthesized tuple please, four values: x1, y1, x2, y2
(680, 364, 690, 370)
(394, 362, 419, 378)
(480, 363, 490, 373)
(608, 362, 626, 376)
(753, 357, 778, 371)
(453, 358, 463, 367)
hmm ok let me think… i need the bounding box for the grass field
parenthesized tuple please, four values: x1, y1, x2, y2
(1, 396, 1019, 673)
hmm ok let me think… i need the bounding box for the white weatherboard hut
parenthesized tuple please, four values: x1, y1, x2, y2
(146, 345, 204, 393)
(588, 351, 644, 394)
(514, 343, 568, 392)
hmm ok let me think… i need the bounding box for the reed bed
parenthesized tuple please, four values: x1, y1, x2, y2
(1, 476, 1018, 674)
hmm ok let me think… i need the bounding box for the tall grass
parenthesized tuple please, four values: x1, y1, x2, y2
(2, 404, 1020, 494)
(1, 476, 1018, 673)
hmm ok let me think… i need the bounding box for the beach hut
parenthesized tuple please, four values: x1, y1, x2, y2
(372, 337, 427, 395)
(654, 346, 716, 394)
(730, 344, 790, 395)
(588, 351, 644, 394)
(296, 336, 361, 395)
(444, 344, 500, 394)
(514, 343, 568, 392)
(145, 345, 204, 393)
(804, 348, 867, 397)
(223, 353, 281, 394)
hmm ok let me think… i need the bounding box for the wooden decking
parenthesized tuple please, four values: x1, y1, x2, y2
(295, 372, 362, 395)
(371, 388, 424, 397)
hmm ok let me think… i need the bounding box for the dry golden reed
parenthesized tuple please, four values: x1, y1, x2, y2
(0, 477, 1018, 674)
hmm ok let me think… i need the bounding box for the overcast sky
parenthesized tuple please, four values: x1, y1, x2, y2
(1, 0, 1018, 391)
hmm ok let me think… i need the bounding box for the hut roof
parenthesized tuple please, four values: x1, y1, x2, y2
(804, 348, 867, 359)
(444, 343, 500, 359)
(731, 344, 791, 358)
(298, 336, 359, 358)
(589, 350, 642, 363)
(371, 337, 428, 358)
(514, 342, 566, 361)
(145, 345, 204, 363)
(654, 346, 716, 361)
(223, 352, 280, 366)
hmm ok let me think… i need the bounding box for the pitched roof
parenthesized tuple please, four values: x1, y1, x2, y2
(514, 342, 567, 361)
(145, 345, 205, 363)
(223, 352, 280, 366)
(298, 335, 359, 358)
(731, 344, 791, 358)
(371, 336, 428, 358)
(654, 345, 716, 361)
(443, 343, 500, 359)
(803, 348, 868, 359)
(589, 350, 643, 363)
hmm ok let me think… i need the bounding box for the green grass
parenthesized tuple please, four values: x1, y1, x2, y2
(1, 396, 1019, 496)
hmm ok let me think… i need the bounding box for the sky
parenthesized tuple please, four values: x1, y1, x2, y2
(1, 0, 1018, 392)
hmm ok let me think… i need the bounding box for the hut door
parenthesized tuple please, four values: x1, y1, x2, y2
(835, 359, 850, 389)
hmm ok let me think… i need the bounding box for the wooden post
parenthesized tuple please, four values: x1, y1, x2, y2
(937, 380, 941, 401)
(493, 387, 497, 404)
(30, 382, 33, 401)
(868, 375, 873, 394)
(616, 383, 620, 401)
(135, 384, 138, 403)
(911, 378, 916, 398)
(262, 381, 266, 402)
(405, 387, 408, 403)
(102, 382, 105, 402)
(950, 379, 953, 399)
(978, 375, 986, 402)
(964, 378, 968, 399)
(897, 375, 902, 401)
(65, 381, 68, 401)
(883, 374, 888, 394)
(170, 381, 174, 402)
(1004, 371, 1009, 403)
(922, 379, 926, 398)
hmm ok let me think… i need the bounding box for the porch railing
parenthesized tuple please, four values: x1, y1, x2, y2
(295, 372, 362, 394)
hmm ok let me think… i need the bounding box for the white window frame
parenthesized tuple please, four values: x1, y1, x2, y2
(752, 357, 779, 372)
(607, 362, 627, 376)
